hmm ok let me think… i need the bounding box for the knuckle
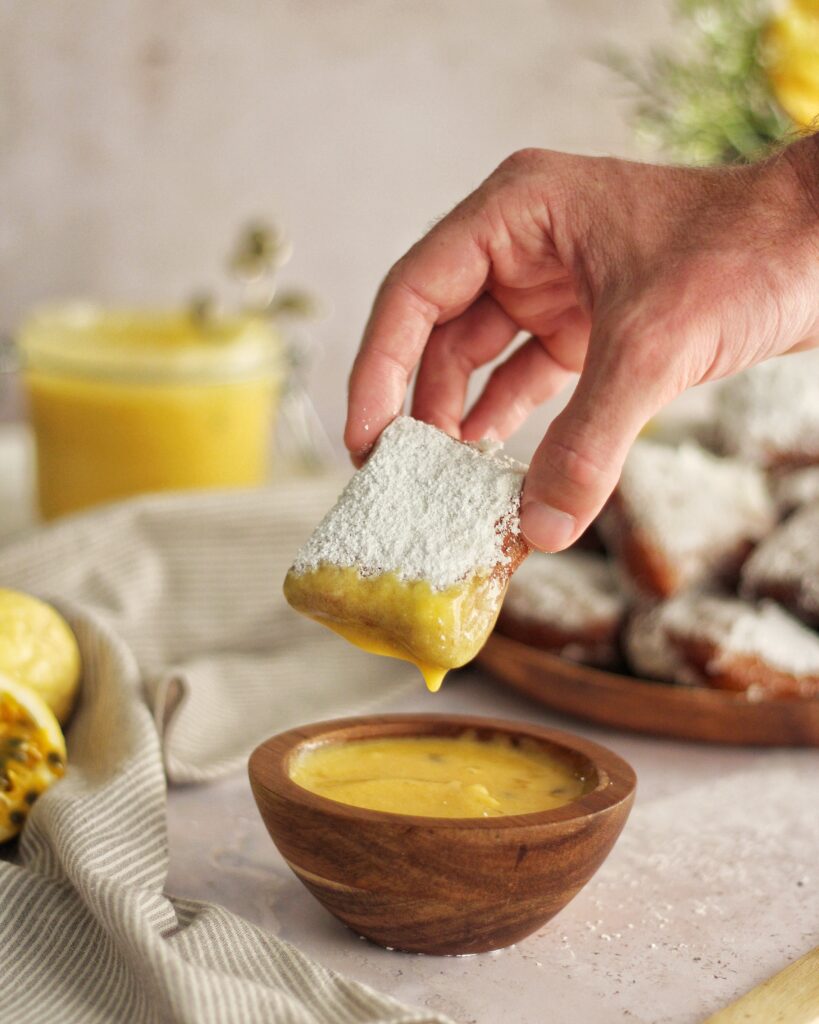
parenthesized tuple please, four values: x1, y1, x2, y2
(378, 260, 408, 302)
(381, 262, 439, 321)
(382, 256, 407, 287)
(424, 331, 472, 376)
(542, 434, 613, 493)
(486, 358, 515, 391)
(486, 372, 532, 421)
(496, 148, 548, 178)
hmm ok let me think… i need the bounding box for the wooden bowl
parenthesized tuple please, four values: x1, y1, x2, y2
(248, 713, 636, 955)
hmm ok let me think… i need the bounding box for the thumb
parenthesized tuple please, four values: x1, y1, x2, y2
(519, 335, 679, 551)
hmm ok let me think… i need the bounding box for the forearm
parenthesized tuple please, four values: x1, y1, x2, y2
(781, 133, 819, 350)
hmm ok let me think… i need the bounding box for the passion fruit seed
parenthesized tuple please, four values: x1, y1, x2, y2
(0, 677, 68, 844)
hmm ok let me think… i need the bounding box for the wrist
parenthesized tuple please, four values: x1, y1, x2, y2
(782, 132, 819, 228)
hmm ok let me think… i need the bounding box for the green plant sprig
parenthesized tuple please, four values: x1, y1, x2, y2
(606, 0, 793, 165)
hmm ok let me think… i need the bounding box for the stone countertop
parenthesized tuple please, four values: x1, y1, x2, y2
(1, 427, 817, 1024)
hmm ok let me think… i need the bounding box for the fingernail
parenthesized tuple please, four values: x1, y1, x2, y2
(520, 501, 576, 552)
(351, 445, 372, 468)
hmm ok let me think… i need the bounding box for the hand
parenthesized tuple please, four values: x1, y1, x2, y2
(345, 139, 819, 551)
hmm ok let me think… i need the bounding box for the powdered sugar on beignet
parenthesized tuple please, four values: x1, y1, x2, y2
(623, 602, 693, 684)
(630, 592, 819, 698)
(290, 416, 527, 591)
(664, 595, 819, 678)
(773, 467, 819, 517)
(741, 500, 819, 628)
(498, 550, 626, 666)
(713, 351, 819, 468)
(502, 551, 624, 631)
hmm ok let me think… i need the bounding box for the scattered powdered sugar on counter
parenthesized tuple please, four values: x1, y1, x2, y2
(503, 550, 625, 630)
(512, 763, 817, 1021)
(291, 416, 528, 590)
(615, 440, 773, 564)
(539, 762, 819, 1023)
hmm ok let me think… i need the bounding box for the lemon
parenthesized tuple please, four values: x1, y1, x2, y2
(0, 673, 66, 842)
(0, 589, 81, 724)
(764, 0, 819, 128)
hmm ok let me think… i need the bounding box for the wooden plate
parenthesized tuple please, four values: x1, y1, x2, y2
(477, 632, 819, 747)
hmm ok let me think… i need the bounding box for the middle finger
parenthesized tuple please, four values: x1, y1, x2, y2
(410, 293, 519, 437)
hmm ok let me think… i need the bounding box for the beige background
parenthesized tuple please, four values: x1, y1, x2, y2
(0, 0, 672, 457)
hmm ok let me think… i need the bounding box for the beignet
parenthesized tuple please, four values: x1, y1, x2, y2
(741, 500, 819, 629)
(284, 416, 529, 690)
(713, 351, 819, 468)
(772, 467, 819, 517)
(498, 550, 626, 667)
(625, 592, 819, 699)
(599, 440, 774, 598)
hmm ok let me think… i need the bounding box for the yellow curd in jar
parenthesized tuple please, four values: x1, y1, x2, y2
(283, 565, 506, 693)
(289, 733, 591, 818)
(20, 306, 282, 519)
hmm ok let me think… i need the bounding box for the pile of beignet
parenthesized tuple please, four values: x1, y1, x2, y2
(496, 351, 819, 700)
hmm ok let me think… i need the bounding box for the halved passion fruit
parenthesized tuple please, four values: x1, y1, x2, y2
(0, 674, 66, 842)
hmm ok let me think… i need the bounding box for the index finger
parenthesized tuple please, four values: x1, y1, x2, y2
(344, 205, 491, 460)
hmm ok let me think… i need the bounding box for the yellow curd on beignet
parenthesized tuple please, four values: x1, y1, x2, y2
(283, 565, 507, 692)
(289, 733, 591, 818)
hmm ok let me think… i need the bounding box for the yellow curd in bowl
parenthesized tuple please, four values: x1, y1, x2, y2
(289, 732, 592, 818)
(20, 305, 282, 519)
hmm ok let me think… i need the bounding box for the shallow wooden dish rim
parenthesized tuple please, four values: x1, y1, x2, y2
(489, 629, 819, 706)
(476, 631, 819, 747)
(249, 712, 636, 829)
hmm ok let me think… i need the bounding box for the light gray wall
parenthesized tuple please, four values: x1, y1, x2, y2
(0, 0, 671, 456)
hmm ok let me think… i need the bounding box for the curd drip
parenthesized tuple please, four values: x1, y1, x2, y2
(283, 565, 506, 691)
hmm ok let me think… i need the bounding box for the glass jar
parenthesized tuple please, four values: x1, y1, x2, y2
(20, 304, 283, 519)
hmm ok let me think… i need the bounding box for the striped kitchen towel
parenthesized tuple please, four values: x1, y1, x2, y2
(0, 483, 451, 1024)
